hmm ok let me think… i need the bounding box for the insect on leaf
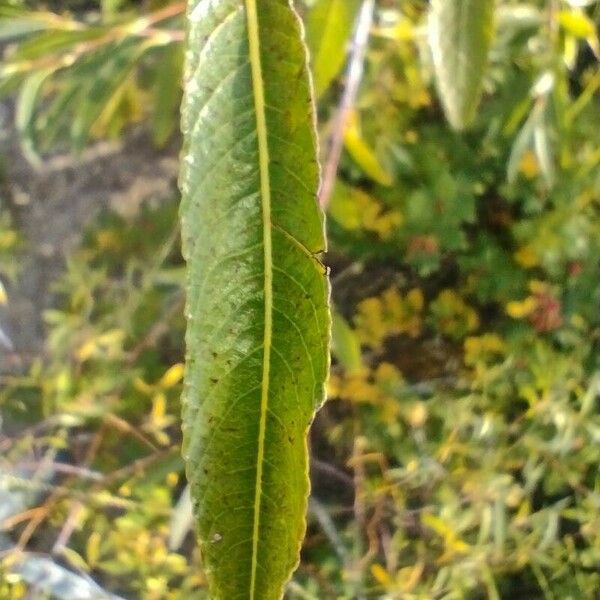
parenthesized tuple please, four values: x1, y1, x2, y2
(179, 1, 330, 598)
(428, 0, 495, 130)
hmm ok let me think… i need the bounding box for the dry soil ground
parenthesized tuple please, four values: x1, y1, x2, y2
(0, 104, 180, 374)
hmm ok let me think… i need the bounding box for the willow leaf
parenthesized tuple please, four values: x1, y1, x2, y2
(179, 1, 330, 599)
(305, 0, 360, 98)
(428, 0, 495, 130)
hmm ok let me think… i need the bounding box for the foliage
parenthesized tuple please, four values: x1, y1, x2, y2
(428, 0, 496, 130)
(179, 2, 329, 598)
(0, 0, 184, 158)
(1, 0, 600, 599)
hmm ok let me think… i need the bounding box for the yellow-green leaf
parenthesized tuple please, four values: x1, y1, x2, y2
(305, 0, 360, 97)
(343, 111, 393, 186)
(179, 1, 330, 598)
(559, 9, 595, 39)
(331, 310, 362, 375)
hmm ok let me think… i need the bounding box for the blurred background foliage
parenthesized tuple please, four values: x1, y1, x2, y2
(1, 0, 600, 598)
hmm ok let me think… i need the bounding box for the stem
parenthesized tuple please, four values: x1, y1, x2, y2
(319, 0, 376, 209)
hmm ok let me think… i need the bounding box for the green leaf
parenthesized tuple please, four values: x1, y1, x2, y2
(506, 110, 535, 184)
(533, 117, 555, 187)
(428, 0, 495, 130)
(179, 2, 330, 599)
(37, 82, 80, 150)
(16, 68, 53, 165)
(151, 44, 183, 147)
(343, 110, 393, 186)
(70, 40, 145, 150)
(305, 0, 360, 98)
(12, 28, 106, 61)
(331, 310, 362, 374)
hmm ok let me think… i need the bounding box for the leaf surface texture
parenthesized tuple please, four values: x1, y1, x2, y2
(179, 1, 330, 598)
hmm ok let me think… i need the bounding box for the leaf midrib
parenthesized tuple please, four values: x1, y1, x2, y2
(244, 1, 272, 598)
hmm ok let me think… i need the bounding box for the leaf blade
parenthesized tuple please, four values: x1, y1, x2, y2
(305, 0, 360, 98)
(179, 1, 330, 599)
(428, 0, 495, 130)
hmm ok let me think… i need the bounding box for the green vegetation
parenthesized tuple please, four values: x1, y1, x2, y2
(1, 0, 599, 598)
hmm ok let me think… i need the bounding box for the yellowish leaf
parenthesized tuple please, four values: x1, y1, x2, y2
(76, 339, 98, 362)
(407, 402, 428, 429)
(514, 245, 539, 268)
(397, 561, 424, 592)
(344, 111, 393, 186)
(60, 547, 90, 572)
(422, 513, 454, 539)
(464, 334, 505, 365)
(158, 363, 185, 389)
(559, 10, 595, 39)
(151, 392, 167, 422)
(86, 531, 102, 568)
(506, 296, 538, 319)
(133, 377, 154, 396)
(519, 149, 540, 178)
(371, 563, 392, 586)
(422, 514, 470, 562)
(330, 183, 402, 239)
(373, 18, 414, 42)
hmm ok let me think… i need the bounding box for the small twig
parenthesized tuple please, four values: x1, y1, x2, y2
(310, 457, 354, 488)
(350, 435, 368, 600)
(125, 291, 185, 364)
(52, 501, 84, 554)
(360, 493, 385, 571)
(319, 0, 376, 209)
(104, 413, 158, 452)
(0, 507, 46, 530)
(52, 424, 107, 553)
(101, 447, 176, 485)
(11, 462, 103, 482)
(16, 492, 58, 551)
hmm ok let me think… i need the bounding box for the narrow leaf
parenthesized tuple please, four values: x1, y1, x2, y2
(428, 0, 495, 130)
(179, 1, 330, 599)
(506, 111, 535, 184)
(16, 68, 53, 165)
(12, 28, 106, 61)
(331, 310, 362, 375)
(168, 484, 193, 550)
(152, 44, 183, 147)
(70, 41, 145, 150)
(343, 110, 393, 186)
(305, 0, 360, 98)
(533, 117, 555, 187)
